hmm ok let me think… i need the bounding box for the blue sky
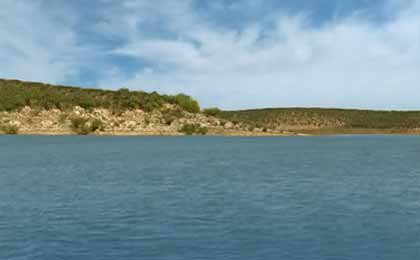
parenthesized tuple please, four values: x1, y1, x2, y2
(0, 0, 419, 109)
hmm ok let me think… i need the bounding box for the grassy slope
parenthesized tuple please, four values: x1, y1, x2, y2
(219, 108, 420, 133)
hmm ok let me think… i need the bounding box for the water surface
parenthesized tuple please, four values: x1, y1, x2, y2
(1, 136, 420, 259)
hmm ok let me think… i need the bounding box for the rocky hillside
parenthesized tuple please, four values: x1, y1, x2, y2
(1, 79, 419, 136)
(0, 105, 284, 136)
(0, 79, 283, 136)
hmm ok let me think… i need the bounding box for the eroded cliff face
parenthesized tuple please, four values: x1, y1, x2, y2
(0, 105, 286, 136)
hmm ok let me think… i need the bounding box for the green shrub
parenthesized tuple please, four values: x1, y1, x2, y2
(162, 114, 175, 125)
(118, 88, 130, 94)
(197, 126, 208, 135)
(162, 108, 184, 125)
(79, 125, 93, 135)
(70, 116, 89, 135)
(91, 118, 105, 132)
(0, 124, 19, 135)
(125, 96, 141, 109)
(173, 94, 200, 113)
(78, 94, 96, 109)
(179, 124, 208, 135)
(70, 116, 88, 129)
(70, 117, 106, 135)
(203, 107, 221, 116)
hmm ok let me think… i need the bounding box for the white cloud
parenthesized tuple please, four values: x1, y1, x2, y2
(0, 0, 85, 83)
(1, 0, 419, 110)
(98, 0, 420, 110)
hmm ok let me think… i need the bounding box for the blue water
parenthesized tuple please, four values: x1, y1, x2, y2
(1, 136, 420, 260)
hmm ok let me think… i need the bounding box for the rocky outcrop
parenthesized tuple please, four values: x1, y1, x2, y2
(0, 105, 288, 136)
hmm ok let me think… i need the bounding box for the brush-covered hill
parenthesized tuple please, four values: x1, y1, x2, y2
(0, 79, 263, 136)
(0, 79, 200, 113)
(218, 108, 420, 134)
(1, 78, 420, 135)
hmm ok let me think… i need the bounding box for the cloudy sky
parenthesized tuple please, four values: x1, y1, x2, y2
(0, 0, 419, 109)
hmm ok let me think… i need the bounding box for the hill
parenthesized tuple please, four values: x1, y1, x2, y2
(0, 79, 261, 136)
(0, 79, 199, 113)
(218, 108, 420, 134)
(1, 78, 419, 135)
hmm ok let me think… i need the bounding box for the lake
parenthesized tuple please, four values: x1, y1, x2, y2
(1, 135, 420, 259)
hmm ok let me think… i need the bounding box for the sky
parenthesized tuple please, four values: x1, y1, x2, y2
(0, 0, 419, 110)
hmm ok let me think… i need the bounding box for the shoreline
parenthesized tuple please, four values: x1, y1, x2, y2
(0, 130, 295, 137)
(1, 129, 420, 137)
(1, 105, 420, 138)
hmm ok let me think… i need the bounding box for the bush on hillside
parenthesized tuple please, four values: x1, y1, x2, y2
(0, 124, 19, 135)
(70, 116, 105, 135)
(172, 94, 200, 113)
(179, 124, 208, 135)
(70, 116, 90, 135)
(203, 107, 221, 116)
(162, 108, 184, 125)
(90, 118, 105, 132)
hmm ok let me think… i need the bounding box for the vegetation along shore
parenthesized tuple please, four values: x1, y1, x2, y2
(1, 79, 420, 136)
